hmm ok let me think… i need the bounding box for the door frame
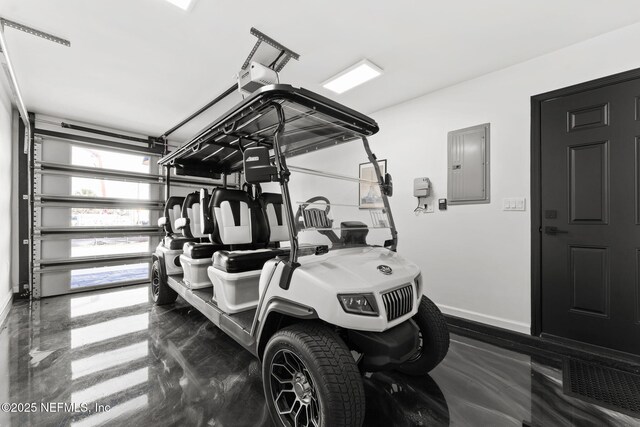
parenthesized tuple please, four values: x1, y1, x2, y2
(531, 67, 640, 336)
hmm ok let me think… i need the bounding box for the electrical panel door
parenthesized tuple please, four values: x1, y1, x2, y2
(447, 123, 490, 205)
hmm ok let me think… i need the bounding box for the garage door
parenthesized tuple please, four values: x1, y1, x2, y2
(30, 116, 230, 297)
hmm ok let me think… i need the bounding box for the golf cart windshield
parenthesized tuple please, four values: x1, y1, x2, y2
(285, 165, 394, 252)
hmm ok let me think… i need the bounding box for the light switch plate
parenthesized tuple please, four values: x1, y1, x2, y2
(503, 197, 526, 211)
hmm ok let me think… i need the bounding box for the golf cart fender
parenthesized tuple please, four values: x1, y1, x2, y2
(255, 296, 318, 359)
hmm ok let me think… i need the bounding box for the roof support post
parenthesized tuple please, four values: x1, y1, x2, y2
(362, 136, 398, 251)
(165, 165, 171, 201)
(271, 104, 300, 278)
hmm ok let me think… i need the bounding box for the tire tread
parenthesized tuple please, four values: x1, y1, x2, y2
(265, 323, 365, 427)
(152, 260, 177, 305)
(398, 296, 450, 375)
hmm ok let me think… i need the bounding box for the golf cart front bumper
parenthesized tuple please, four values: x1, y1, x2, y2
(347, 319, 419, 371)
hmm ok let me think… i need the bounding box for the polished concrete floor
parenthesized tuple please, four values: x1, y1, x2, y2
(0, 285, 638, 427)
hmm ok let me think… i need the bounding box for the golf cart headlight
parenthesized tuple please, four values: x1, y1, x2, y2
(338, 293, 378, 316)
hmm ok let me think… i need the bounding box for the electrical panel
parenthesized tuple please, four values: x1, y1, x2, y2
(447, 123, 490, 205)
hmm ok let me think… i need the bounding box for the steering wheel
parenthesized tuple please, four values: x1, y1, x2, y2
(294, 196, 332, 231)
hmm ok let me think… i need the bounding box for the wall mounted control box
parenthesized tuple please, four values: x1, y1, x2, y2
(413, 177, 431, 197)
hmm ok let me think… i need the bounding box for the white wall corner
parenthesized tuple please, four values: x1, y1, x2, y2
(0, 291, 12, 328)
(438, 303, 531, 335)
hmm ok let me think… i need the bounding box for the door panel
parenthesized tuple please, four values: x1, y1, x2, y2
(569, 245, 609, 317)
(568, 141, 609, 223)
(567, 103, 609, 132)
(540, 78, 640, 355)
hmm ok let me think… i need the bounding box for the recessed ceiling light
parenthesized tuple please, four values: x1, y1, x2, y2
(164, 0, 194, 11)
(322, 59, 383, 94)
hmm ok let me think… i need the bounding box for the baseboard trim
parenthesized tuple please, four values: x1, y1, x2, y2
(0, 291, 12, 328)
(438, 304, 530, 335)
(445, 314, 640, 374)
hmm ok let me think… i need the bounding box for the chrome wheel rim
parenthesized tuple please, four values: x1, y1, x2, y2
(270, 349, 320, 427)
(151, 268, 160, 299)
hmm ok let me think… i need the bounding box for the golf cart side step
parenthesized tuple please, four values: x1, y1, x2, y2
(227, 308, 256, 332)
(167, 276, 257, 354)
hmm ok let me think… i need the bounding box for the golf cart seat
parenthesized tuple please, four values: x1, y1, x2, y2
(209, 189, 286, 273)
(207, 188, 259, 245)
(208, 193, 289, 273)
(207, 187, 283, 313)
(159, 196, 198, 250)
(209, 191, 291, 274)
(158, 196, 183, 235)
(156, 195, 197, 275)
(174, 191, 208, 239)
(260, 192, 290, 243)
(178, 188, 227, 259)
(178, 190, 220, 289)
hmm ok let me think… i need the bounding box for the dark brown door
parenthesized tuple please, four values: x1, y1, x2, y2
(540, 78, 640, 355)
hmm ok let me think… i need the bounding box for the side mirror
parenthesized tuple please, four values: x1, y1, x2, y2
(382, 173, 393, 196)
(243, 147, 277, 183)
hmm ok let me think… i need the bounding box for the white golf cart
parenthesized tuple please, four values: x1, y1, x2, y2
(151, 84, 449, 427)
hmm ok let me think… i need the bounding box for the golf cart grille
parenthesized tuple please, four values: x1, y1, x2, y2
(382, 284, 413, 321)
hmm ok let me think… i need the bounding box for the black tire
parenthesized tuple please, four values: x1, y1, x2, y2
(397, 296, 450, 375)
(263, 323, 365, 427)
(151, 260, 177, 305)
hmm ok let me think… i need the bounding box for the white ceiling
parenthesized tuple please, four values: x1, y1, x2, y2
(1, 0, 640, 141)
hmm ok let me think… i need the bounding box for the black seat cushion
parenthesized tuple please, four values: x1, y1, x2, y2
(213, 249, 286, 273)
(164, 235, 198, 250)
(183, 242, 228, 259)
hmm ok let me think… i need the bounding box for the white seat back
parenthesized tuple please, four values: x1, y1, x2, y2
(260, 193, 289, 243)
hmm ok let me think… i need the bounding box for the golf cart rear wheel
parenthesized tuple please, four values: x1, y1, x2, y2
(397, 296, 450, 375)
(263, 323, 365, 427)
(151, 260, 177, 305)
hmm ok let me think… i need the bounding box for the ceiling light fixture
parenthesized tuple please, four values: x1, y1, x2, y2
(322, 59, 383, 94)
(164, 0, 194, 11)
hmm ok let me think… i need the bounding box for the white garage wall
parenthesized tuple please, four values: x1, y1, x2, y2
(289, 22, 640, 334)
(0, 79, 13, 326)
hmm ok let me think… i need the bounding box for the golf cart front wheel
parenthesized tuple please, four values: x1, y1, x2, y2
(151, 260, 177, 305)
(397, 296, 450, 375)
(263, 323, 365, 427)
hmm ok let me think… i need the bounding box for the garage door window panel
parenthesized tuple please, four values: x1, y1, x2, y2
(33, 127, 162, 296)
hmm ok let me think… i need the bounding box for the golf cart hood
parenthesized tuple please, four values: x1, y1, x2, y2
(296, 246, 420, 293)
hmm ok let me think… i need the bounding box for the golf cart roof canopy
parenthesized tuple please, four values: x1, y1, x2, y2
(158, 84, 379, 176)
